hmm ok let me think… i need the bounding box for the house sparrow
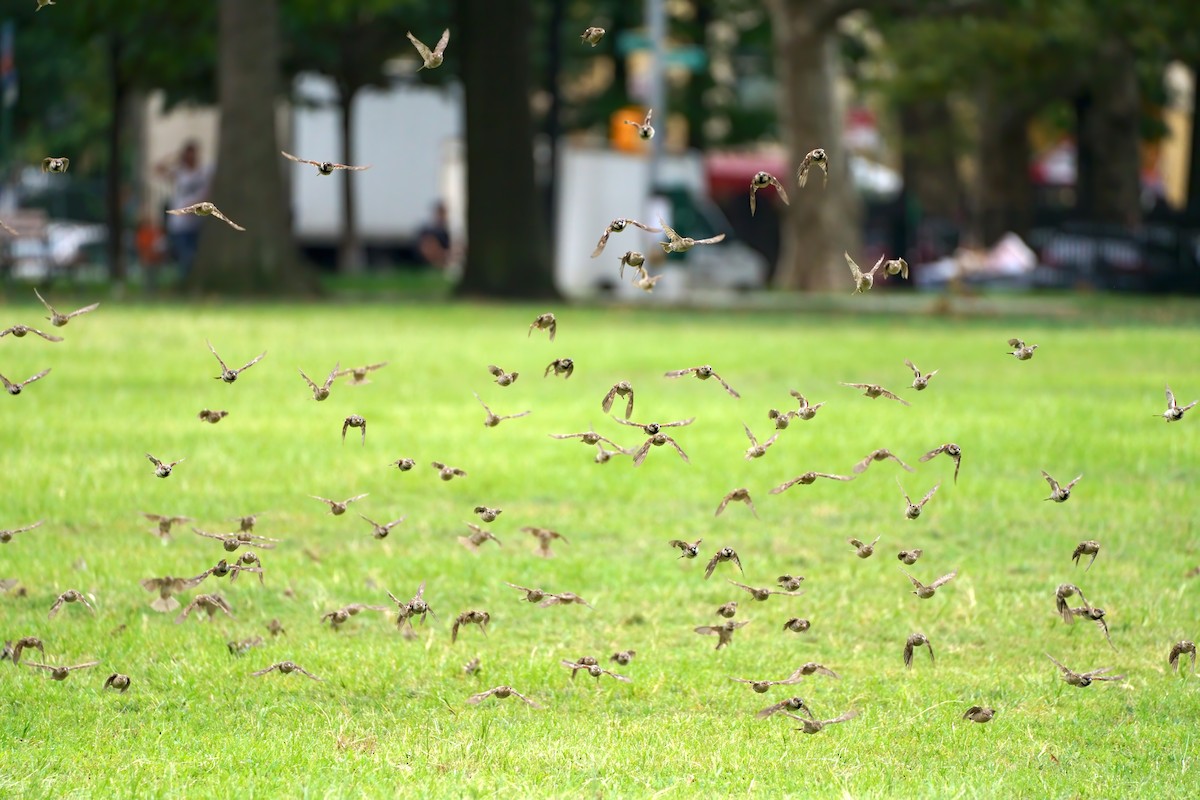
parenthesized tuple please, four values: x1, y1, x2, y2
(320, 603, 390, 630)
(1069, 605, 1116, 650)
(796, 148, 828, 188)
(342, 415, 367, 445)
(550, 425, 623, 449)
(665, 364, 739, 397)
(561, 660, 630, 683)
(789, 391, 826, 421)
(488, 364, 519, 386)
(467, 686, 541, 707)
(281, 151, 370, 175)
(560, 656, 599, 680)
(729, 671, 804, 693)
(197, 409, 228, 424)
(704, 547, 744, 579)
(716, 601, 738, 618)
(904, 359, 938, 391)
(694, 620, 749, 650)
(8, 636, 45, 665)
(474, 506, 502, 523)
(962, 706, 995, 724)
(191, 528, 278, 552)
(167, 202, 245, 230)
(783, 710, 858, 735)
(1042, 470, 1082, 503)
(42, 156, 70, 173)
(457, 523, 501, 553)
(593, 443, 631, 464)
(602, 381, 636, 419)
(25, 661, 101, 681)
(398, 581, 438, 626)
(617, 250, 646, 280)
(431, 461, 467, 481)
(228, 554, 265, 585)
(581, 26, 605, 46)
(539, 592, 593, 609)
(226, 513, 264, 533)
(1071, 540, 1101, 571)
(504, 582, 549, 604)
(451, 610, 490, 643)
(632, 433, 689, 466)
(614, 416, 695, 436)
(310, 493, 368, 515)
(900, 568, 958, 599)
(104, 673, 132, 693)
(782, 618, 811, 634)
(715, 488, 757, 519)
(897, 549, 923, 566)
(1045, 654, 1124, 687)
(252, 660, 321, 680)
(145, 453, 185, 478)
(625, 109, 655, 141)
(755, 696, 815, 720)
(0, 520, 44, 544)
(728, 579, 804, 602)
(742, 423, 780, 460)
(591, 218, 661, 258)
(407, 28, 450, 70)
(140, 574, 209, 613)
(175, 593, 233, 623)
(35, 0, 56, 12)
(390, 458, 417, 471)
(749, 171, 790, 216)
(544, 358, 574, 379)
(849, 537, 880, 559)
(34, 288, 99, 328)
(473, 392, 530, 428)
(206, 340, 266, 384)
(919, 443, 962, 484)
(668, 538, 702, 559)
(298, 363, 339, 401)
(903, 632, 934, 668)
(1, 368, 50, 395)
(227, 636, 266, 656)
(528, 313, 558, 341)
(795, 662, 839, 679)
(1007, 338, 1038, 360)
(853, 448, 915, 475)
(523, 526, 567, 558)
(844, 252, 883, 293)
(898, 480, 941, 519)
(1169, 640, 1196, 673)
(770, 471, 854, 494)
(777, 574, 805, 592)
(1160, 385, 1198, 422)
(841, 382, 910, 406)
(359, 514, 406, 540)
(335, 362, 388, 385)
(1055, 584, 1090, 623)
(658, 217, 725, 253)
(0, 324, 62, 341)
(463, 657, 482, 676)
(266, 618, 285, 637)
(883, 258, 910, 280)
(610, 650, 636, 666)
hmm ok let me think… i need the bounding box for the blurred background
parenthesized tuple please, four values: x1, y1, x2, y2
(1, 0, 1199, 298)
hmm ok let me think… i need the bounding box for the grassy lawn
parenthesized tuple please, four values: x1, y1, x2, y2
(1, 294, 1198, 798)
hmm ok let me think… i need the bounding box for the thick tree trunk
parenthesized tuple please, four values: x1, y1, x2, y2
(453, 0, 556, 299)
(977, 87, 1034, 245)
(1075, 40, 1141, 226)
(105, 36, 127, 286)
(766, 0, 861, 291)
(192, 0, 318, 295)
(336, 84, 365, 274)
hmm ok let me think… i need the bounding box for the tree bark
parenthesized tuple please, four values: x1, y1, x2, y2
(105, 35, 127, 286)
(192, 0, 318, 295)
(766, 0, 862, 291)
(1075, 40, 1141, 226)
(336, 82, 365, 274)
(976, 86, 1034, 245)
(453, 0, 556, 299)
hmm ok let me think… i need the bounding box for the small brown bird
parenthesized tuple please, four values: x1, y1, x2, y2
(451, 610, 491, 643)
(390, 580, 437, 627)
(523, 526, 567, 558)
(539, 592, 593, 610)
(882, 258, 910, 280)
(777, 574, 805, 592)
(227, 513, 264, 533)
(729, 671, 804, 694)
(1, 368, 50, 395)
(207, 340, 266, 384)
(1042, 470, 1082, 503)
(796, 662, 840, 679)
(298, 363, 339, 401)
(669, 538, 702, 559)
(614, 416, 695, 436)
(1007, 338, 1039, 360)
(844, 252, 883, 293)
(310, 493, 368, 515)
(749, 171, 790, 216)
(544, 358, 574, 379)
(390, 458, 417, 471)
(786, 710, 859, 734)
(408, 28, 450, 69)
(581, 26, 605, 46)
(618, 250, 646, 280)
(1055, 583, 1090, 623)
(550, 425, 622, 449)
(197, 409, 228, 424)
(782, 618, 811, 634)
(665, 364, 739, 397)
(560, 656, 599, 680)
(432, 461, 468, 481)
(281, 151, 370, 175)
(266, 618, 286, 637)
(504, 582, 548, 604)
(252, 660, 322, 680)
(227, 637, 265, 656)
(631, 271, 664, 294)
(919, 443, 962, 484)
(903, 632, 934, 668)
(770, 471, 854, 494)
(715, 488, 757, 519)
(42, 156, 70, 173)
(625, 109, 655, 141)
(145, 453, 184, 478)
(716, 601, 738, 618)
(694, 620, 750, 650)
(1072, 540, 1101, 571)
(458, 522, 501, 553)
(962, 706, 995, 724)
(789, 391, 826, 422)
(467, 685, 541, 707)
(25, 660, 100, 681)
(0, 520, 44, 544)
(359, 514, 406, 540)
(1160, 385, 1198, 422)
(591, 218, 661, 258)
(632, 433, 689, 467)
(528, 313, 558, 341)
(742, 423, 780, 461)
(658, 217, 725, 254)
(140, 574, 209, 613)
(35, 0, 57, 12)
(704, 546, 744, 579)
(321, 603, 390, 630)
(611, 650, 636, 666)
(898, 481, 941, 520)
(1070, 606, 1116, 650)
(1169, 640, 1197, 673)
(755, 696, 815, 720)
(335, 362, 388, 385)
(561, 660, 631, 683)
(48, 589, 95, 619)
(191, 528, 279, 552)
(849, 537, 881, 559)
(841, 382, 910, 406)
(796, 148, 828, 188)
(1045, 654, 1123, 687)
(900, 568, 958, 599)
(474, 393, 530, 427)
(905, 359, 938, 391)
(602, 381, 636, 420)
(0, 324, 62, 341)
(463, 657, 481, 676)
(728, 579, 804, 602)
(175, 593, 233, 623)
(474, 506, 502, 523)
(231, 552, 266, 584)
(168, 202, 244, 230)
(488, 364, 519, 387)
(897, 549, 923, 566)
(853, 448, 915, 475)
(104, 672, 132, 693)
(342, 415, 367, 445)
(9, 636, 45, 665)
(34, 288, 99, 328)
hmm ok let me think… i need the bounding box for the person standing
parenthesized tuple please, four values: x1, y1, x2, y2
(156, 140, 211, 279)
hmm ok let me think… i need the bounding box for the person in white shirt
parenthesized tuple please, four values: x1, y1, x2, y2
(156, 141, 211, 278)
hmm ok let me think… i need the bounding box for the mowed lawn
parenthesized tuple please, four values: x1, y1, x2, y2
(1, 296, 1198, 799)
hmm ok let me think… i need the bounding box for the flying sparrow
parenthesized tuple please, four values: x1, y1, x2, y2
(796, 662, 840, 679)
(841, 382, 910, 406)
(904, 359, 938, 391)
(523, 526, 567, 558)
(227, 513, 264, 533)
(849, 537, 881, 559)
(1071, 540, 1101, 571)
(539, 592, 593, 609)
(528, 312, 558, 341)
(561, 660, 631, 683)
(1069, 606, 1116, 650)
(167, 202, 245, 230)
(227, 636, 265, 656)
(47, 589, 96, 619)
(742, 423, 780, 460)
(298, 363, 339, 401)
(715, 488, 757, 519)
(42, 156, 70, 173)
(560, 656, 598, 680)
(704, 546, 744, 579)
(610, 650, 636, 666)
(790, 391, 826, 421)
(451, 610, 491, 643)
(755, 696, 815, 720)
(25, 661, 101, 681)
(785, 710, 859, 734)
(504, 582, 549, 604)
(197, 409, 228, 424)
(1, 368, 50, 395)
(550, 425, 623, 449)
(206, 340, 265, 384)
(191, 528, 278, 552)
(1007, 338, 1038, 360)
(145, 453, 185, 479)
(0, 324, 62, 341)
(962, 706, 995, 724)
(1042, 470, 1082, 502)
(310, 493, 368, 515)
(897, 549, 923, 566)
(844, 252, 883, 293)
(669, 538, 702, 559)
(853, 448, 915, 475)
(431, 461, 467, 481)
(602, 381, 636, 419)
(591, 218, 661, 258)
(882, 258, 910, 280)
(658, 215, 727, 254)
(729, 670, 804, 694)
(473, 392, 531, 428)
(749, 171, 790, 216)
(694, 620, 749, 650)
(266, 618, 285, 637)
(359, 514, 406, 540)
(777, 574, 805, 592)
(716, 601, 738, 618)
(252, 660, 321, 680)
(544, 358, 574, 379)
(665, 364, 739, 397)
(0, 520, 44, 544)
(335, 362, 388, 385)
(903, 632, 934, 668)
(1055, 583, 1090, 623)
(624, 109, 655, 141)
(474, 506, 503, 523)
(770, 471, 854, 494)
(35, 0, 56, 12)
(140, 574, 209, 613)
(104, 672, 132, 693)
(175, 593, 233, 623)
(632, 433, 689, 467)
(919, 443, 962, 484)
(467, 686, 541, 708)
(463, 657, 481, 676)
(390, 458, 417, 471)
(407, 28, 450, 70)
(1045, 654, 1124, 687)
(617, 250, 647, 279)
(34, 288, 99, 327)
(1168, 640, 1196, 673)
(488, 364, 519, 386)
(457, 522, 501, 553)
(1160, 385, 1198, 422)
(782, 618, 811, 634)
(898, 480, 941, 520)
(614, 416, 695, 436)
(581, 26, 605, 46)
(796, 148, 828, 188)
(342, 415, 367, 445)
(320, 603, 390, 630)
(900, 568, 957, 599)
(280, 151, 370, 175)
(8, 636, 45, 665)
(728, 579, 804, 602)
(397, 580, 438, 625)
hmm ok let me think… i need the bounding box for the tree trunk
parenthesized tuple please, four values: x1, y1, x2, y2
(192, 0, 318, 295)
(766, 0, 861, 291)
(105, 35, 127, 286)
(1188, 61, 1200, 223)
(976, 86, 1034, 245)
(453, 0, 556, 299)
(336, 83, 365, 274)
(898, 97, 964, 221)
(1075, 40, 1141, 226)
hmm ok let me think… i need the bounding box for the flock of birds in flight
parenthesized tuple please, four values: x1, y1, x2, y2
(5, 11, 1200, 733)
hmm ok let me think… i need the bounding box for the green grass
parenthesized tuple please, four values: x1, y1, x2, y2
(1, 295, 1199, 799)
